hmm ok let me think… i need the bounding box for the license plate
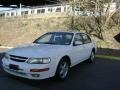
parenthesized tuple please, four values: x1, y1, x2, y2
(9, 64, 19, 70)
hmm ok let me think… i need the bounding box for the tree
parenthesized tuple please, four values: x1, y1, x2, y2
(65, 0, 120, 40)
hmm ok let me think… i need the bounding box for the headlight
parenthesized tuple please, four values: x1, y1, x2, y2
(27, 58, 51, 64)
(4, 53, 10, 59)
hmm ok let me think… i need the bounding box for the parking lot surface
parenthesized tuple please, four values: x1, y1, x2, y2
(0, 53, 120, 90)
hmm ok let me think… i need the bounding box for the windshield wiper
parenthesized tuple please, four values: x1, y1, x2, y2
(33, 42, 57, 45)
(44, 42, 56, 44)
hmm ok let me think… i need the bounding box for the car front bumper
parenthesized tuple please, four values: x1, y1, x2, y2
(2, 58, 53, 80)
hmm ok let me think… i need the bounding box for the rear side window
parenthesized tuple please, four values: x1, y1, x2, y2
(82, 34, 91, 44)
(73, 33, 84, 45)
(74, 33, 83, 41)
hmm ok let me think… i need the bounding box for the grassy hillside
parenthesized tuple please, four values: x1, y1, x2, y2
(0, 15, 68, 47)
(0, 14, 120, 49)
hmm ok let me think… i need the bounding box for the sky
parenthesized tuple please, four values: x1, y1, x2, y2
(0, 0, 56, 6)
(0, 0, 57, 11)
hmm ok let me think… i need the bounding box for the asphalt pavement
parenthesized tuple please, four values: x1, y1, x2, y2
(0, 53, 120, 90)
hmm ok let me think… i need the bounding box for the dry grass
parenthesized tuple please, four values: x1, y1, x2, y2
(0, 16, 68, 47)
(0, 15, 119, 49)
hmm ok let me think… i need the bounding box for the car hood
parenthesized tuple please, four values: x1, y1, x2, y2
(7, 43, 70, 58)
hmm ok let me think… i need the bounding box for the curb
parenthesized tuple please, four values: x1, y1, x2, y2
(96, 55, 120, 61)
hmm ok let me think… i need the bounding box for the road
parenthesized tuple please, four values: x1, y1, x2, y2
(0, 53, 120, 90)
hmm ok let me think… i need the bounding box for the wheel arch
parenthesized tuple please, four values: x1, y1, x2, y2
(54, 55, 71, 72)
(92, 48, 96, 54)
(54, 55, 71, 80)
(60, 55, 71, 66)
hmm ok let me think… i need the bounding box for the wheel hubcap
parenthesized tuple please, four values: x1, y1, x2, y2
(91, 52, 95, 61)
(59, 62, 69, 79)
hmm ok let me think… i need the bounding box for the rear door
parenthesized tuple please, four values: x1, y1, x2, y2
(81, 33, 93, 60)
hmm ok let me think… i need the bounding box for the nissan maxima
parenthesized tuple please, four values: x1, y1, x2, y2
(2, 32, 96, 80)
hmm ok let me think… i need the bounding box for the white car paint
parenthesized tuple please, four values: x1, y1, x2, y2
(2, 32, 96, 80)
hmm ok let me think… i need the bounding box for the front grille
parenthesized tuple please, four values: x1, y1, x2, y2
(10, 55, 28, 62)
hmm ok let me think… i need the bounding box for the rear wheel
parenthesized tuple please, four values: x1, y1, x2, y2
(55, 58, 70, 80)
(88, 51, 95, 63)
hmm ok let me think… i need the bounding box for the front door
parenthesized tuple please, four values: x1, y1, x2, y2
(70, 33, 86, 66)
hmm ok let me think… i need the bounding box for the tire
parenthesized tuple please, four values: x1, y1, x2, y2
(55, 58, 70, 81)
(88, 51, 95, 63)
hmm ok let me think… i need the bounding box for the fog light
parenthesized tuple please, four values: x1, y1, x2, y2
(31, 74, 40, 77)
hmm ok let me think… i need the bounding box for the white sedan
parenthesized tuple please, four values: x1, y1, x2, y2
(2, 31, 96, 80)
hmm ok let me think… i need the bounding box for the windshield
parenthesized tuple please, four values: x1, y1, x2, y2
(34, 32, 73, 45)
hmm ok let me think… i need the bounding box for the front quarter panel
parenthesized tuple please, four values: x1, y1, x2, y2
(49, 47, 71, 76)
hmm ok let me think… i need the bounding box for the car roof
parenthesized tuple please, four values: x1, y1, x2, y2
(48, 31, 85, 34)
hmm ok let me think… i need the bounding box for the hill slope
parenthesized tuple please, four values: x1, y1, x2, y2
(0, 15, 119, 49)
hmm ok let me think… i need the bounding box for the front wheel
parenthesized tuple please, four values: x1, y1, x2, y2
(55, 59, 70, 80)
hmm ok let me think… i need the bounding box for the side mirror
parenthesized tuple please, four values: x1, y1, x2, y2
(73, 41, 83, 46)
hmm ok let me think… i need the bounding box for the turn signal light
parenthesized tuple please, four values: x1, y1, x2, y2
(30, 68, 49, 72)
